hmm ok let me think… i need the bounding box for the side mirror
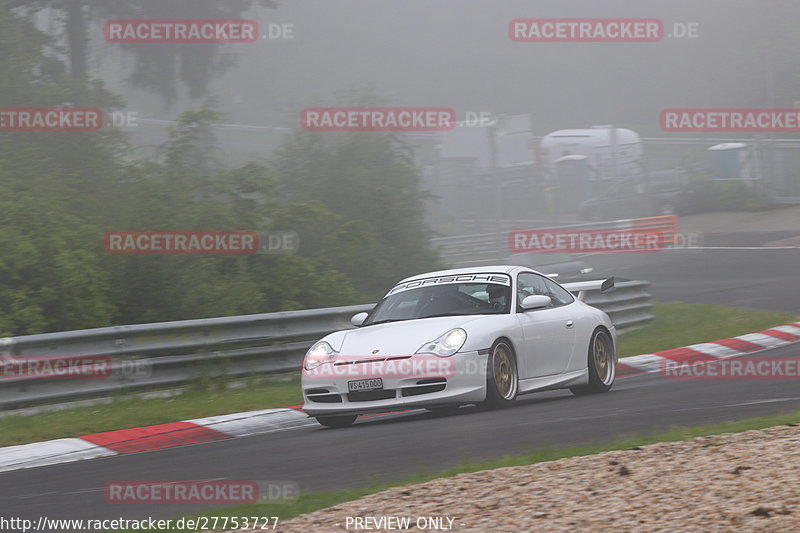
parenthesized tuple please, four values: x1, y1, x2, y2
(521, 294, 551, 310)
(351, 312, 368, 327)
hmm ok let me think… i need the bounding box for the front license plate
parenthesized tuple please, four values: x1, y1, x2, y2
(348, 378, 383, 392)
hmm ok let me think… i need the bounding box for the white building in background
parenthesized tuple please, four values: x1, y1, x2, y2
(539, 126, 643, 179)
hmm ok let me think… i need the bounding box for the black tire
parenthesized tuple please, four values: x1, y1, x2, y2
(483, 340, 518, 409)
(570, 329, 615, 396)
(315, 414, 357, 428)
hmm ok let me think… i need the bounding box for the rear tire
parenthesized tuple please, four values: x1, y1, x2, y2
(570, 329, 615, 396)
(315, 414, 357, 428)
(483, 341, 518, 409)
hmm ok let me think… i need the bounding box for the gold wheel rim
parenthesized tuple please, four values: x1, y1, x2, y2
(493, 345, 516, 399)
(594, 335, 610, 382)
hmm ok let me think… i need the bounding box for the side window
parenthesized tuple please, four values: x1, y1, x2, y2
(516, 272, 549, 309)
(516, 272, 574, 309)
(543, 277, 575, 306)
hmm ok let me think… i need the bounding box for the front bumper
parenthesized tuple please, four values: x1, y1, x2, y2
(301, 350, 488, 416)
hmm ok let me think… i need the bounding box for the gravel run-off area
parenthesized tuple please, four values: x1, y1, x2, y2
(227, 424, 799, 533)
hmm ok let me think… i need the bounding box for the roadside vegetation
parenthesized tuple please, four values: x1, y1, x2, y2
(0, 376, 302, 447)
(0, 7, 440, 337)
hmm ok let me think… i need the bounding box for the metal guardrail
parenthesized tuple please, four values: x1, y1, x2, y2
(0, 282, 652, 410)
(432, 215, 679, 265)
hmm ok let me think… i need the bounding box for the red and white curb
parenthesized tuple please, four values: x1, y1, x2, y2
(2, 321, 799, 474)
(616, 321, 800, 376)
(0, 407, 313, 474)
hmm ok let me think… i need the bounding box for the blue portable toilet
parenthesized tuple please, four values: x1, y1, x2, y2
(554, 154, 592, 206)
(708, 143, 747, 179)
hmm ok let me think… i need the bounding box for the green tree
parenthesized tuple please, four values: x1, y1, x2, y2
(10, 0, 278, 103)
(273, 129, 442, 298)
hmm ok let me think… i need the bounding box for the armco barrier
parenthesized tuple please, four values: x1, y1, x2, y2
(434, 215, 679, 266)
(0, 281, 651, 410)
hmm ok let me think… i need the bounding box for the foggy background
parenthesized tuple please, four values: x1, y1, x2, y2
(89, 0, 799, 137)
(5, 0, 800, 334)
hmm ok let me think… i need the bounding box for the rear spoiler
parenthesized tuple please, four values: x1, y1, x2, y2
(562, 277, 615, 301)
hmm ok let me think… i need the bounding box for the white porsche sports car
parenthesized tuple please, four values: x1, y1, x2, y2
(301, 266, 617, 428)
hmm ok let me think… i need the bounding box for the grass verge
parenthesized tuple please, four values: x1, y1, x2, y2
(1, 302, 795, 447)
(617, 301, 796, 357)
(0, 376, 302, 447)
(124, 409, 800, 532)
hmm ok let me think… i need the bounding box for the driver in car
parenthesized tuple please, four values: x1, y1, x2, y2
(487, 285, 507, 311)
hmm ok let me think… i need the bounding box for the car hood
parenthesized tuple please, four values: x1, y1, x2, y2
(325, 315, 488, 357)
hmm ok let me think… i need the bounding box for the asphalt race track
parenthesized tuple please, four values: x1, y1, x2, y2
(3, 348, 800, 523)
(2, 243, 800, 524)
(588, 245, 800, 314)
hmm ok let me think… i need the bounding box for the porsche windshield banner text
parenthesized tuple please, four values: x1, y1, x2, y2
(387, 273, 511, 295)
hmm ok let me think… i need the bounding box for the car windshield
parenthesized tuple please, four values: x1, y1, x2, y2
(363, 278, 512, 326)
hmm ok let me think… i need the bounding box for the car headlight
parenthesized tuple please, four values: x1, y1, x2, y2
(304, 341, 338, 370)
(416, 328, 467, 357)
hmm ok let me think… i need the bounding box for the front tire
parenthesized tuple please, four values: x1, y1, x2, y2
(483, 341, 518, 408)
(315, 414, 357, 428)
(570, 328, 615, 395)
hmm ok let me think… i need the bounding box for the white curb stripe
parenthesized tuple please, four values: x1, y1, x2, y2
(736, 333, 793, 349)
(772, 324, 800, 336)
(618, 322, 800, 377)
(681, 343, 742, 358)
(188, 408, 314, 438)
(0, 438, 116, 473)
(617, 354, 665, 372)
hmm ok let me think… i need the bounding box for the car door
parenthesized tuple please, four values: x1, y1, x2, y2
(515, 272, 577, 379)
